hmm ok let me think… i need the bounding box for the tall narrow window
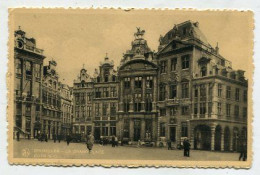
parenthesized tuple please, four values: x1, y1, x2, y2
(102, 103, 108, 116)
(160, 60, 167, 73)
(234, 105, 239, 118)
(34, 64, 40, 79)
(111, 87, 117, 97)
(146, 76, 153, 88)
(15, 59, 22, 74)
(181, 83, 189, 98)
(170, 84, 177, 99)
(226, 104, 231, 118)
(95, 88, 101, 98)
(243, 90, 247, 102)
(145, 93, 152, 112)
(103, 87, 109, 97)
(124, 77, 130, 88)
(160, 123, 166, 137)
(171, 58, 177, 71)
(218, 84, 222, 97)
(134, 93, 142, 112)
(135, 77, 142, 88)
(200, 84, 206, 101)
(159, 84, 166, 101)
(201, 66, 207, 77)
(181, 55, 190, 69)
(25, 61, 32, 75)
(110, 103, 117, 116)
(226, 86, 231, 99)
(217, 102, 222, 116)
(243, 107, 247, 118)
(235, 88, 240, 101)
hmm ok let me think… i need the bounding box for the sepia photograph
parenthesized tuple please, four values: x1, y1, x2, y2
(8, 9, 253, 167)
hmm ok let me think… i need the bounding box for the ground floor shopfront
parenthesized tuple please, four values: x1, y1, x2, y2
(41, 118, 62, 139)
(190, 119, 247, 152)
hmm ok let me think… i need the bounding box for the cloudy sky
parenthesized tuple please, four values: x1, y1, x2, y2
(12, 9, 253, 86)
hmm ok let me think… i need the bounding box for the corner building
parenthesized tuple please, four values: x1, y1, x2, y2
(156, 21, 247, 151)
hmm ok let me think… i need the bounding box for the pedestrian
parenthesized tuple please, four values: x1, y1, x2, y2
(53, 134, 57, 143)
(58, 134, 61, 143)
(16, 131, 20, 141)
(112, 135, 115, 147)
(239, 141, 247, 161)
(183, 139, 191, 157)
(66, 134, 71, 146)
(45, 133, 48, 142)
(167, 139, 172, 150)
(86, 132, 94, 154)
(115, 136, 118, 147)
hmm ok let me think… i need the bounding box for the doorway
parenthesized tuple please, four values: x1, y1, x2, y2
(169, 126, 176, 142)
(133, 119, 141, 141)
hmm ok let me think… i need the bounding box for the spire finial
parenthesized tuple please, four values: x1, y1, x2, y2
(18, 26, 21, 30)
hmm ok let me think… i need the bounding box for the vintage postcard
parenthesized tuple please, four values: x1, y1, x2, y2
(8, 8, 253, 167)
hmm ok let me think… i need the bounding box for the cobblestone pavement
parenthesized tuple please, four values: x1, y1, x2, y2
(13, 139, 240, 161)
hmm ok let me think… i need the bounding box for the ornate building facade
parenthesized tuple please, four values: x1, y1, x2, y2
(14, 27, 45, 139)
(41, 60, 62, 139)
(72, 21, 248, 151)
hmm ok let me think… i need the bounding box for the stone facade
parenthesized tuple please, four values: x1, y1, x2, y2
(14, 27, 45, 139)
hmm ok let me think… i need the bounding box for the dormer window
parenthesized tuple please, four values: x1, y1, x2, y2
(104, 75, 109, 82)
(112, 75, 116, 82)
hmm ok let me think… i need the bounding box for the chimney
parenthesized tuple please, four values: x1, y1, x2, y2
(215, 42, 219, 54)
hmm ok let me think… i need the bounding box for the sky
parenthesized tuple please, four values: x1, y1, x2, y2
(11, 9, 253, 86)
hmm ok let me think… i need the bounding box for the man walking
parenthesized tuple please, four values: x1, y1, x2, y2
(183, 139, 191, 157)
(53, 133, 57, 143)
(239, 141, 247, 161)
(66, 134, 71, 146)
(167, 139, 172, 150)
(86, 132, 94, 154)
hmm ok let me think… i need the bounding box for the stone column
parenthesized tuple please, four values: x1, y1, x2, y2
(129, 78, 134, 112)
(141, 119, 145, 140)
(22, 103, 26, 133)
(205, 84, 209, 118)
(119, 80, 124, 112)
(50, 121, 53, 139)
(152, 76, 157, 112)
(211, 126, 216, 151)
(221, 130, 225, 151)
(129, 119, 134, 141)
(152, 117, 157, 141)
(230, 128, 233, 151)
(141, 77, 146, 112)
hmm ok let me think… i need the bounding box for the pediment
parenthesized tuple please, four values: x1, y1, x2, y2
(119, 59, 158, 71)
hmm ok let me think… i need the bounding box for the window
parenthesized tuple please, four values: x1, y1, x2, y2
(95, 88, 101, 98)
(124, 95, 131, 112)
(235, 88, 240, 101)
(208, 84, 213, 98)
(181, 106, 189, 115)
(87, 106, 92, 118)
(181, 55, 190, 69)
(217, 102, 222, 116)
(181, 122, 188, 137)
(80, 93, 86, 104)
(243, 90, 247, 102)
(135, 77, 142, 88)
(160, 60, 167, 73)
(134, 93, 142, 112)
(103, 87, 109, 97)
(25, 61, 32, 75)
(34, 64, 40, 78)
(170, 107, 177, 116)
(159, 84, 166, 101)
(102, 103, 108, 116)
(169, 85, 177, 99)
(102, 127, 108, 136)
(104, 75, 109, 82)
(104, 68, 110, 82)
(146, 76, 153, 88)
(194, 88, 198, 98)
(124, 77, 130, 88)
(200, 84, 206, 101)
(81, 106, 86, 118)
(208, 102, 212, 116)
(194, 104, 198, 115)
(112, 75, 116, 82)
(218, 84, 222, 97)
(145, 93, 152, 112)
(226, 86, 231, 99)
(15, 59, 22, 74)
(160, 108, 166, 116)
(95, 103, 101, 116)
(171, 58, 177, 71)
(110, 103, 117, 116)
(87, 92, 92, 101)
(181, 83, 189, 98)
(111, 87, 117, 97)
(226, 104, 231, 118)
(201, 66, 207, 77)
(243, 107, 247, 118)
(200, 102, 206, 115)
(160, 123, 166, 137)
(234, 105, 239, 117)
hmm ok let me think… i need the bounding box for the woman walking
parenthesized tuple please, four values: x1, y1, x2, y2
(86, 132, 94, 154)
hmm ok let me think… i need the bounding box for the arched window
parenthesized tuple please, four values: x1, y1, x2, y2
(201, 66, 207, 77)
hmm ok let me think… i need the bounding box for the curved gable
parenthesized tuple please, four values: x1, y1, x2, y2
(119, 59, 158, 71)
